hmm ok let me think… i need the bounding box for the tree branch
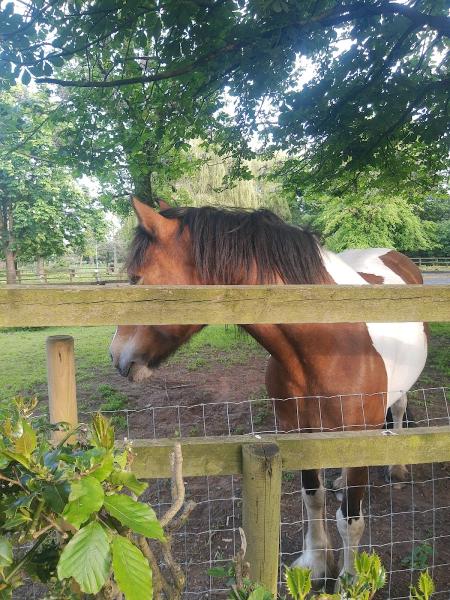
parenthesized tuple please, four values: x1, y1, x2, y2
(31, 1, 449, 89)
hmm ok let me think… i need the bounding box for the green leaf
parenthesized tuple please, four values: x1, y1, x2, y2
(109, 470, 148, 496)
(42, 482, 70, 514)
(2, 513, 31, 530)
(0, 537, 13, 568)
(14, 421, 36, 458)
(411, 570, 435, 600)
(104, 494, 164, 540)
(62, 476, 104, 528)
(0, 586, 12, 599)
(0, 449, 30, 469)
(91, 452, 114, 482)
(248, 586, 272, 600)
(112, 535, 152, 600)
(285, 566, 312, 600)
(91, 413, 114, 450)
(57, 522, 111, 594)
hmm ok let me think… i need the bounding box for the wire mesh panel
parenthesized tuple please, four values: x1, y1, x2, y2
(23, 387, 449, 598)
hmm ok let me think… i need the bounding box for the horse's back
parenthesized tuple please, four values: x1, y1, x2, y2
(326, 248, 428, 407)
(338, 248, 423, 284)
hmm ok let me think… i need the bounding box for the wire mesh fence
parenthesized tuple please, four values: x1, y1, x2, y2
(21, 386, 449, 598)
(83, 386, 449, 599)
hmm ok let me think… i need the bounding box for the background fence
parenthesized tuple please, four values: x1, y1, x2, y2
(1, 256, 449, 286)
(0, 264, 126, 285)
(2, 283, 450, 598)
(410, 257, 450, 269)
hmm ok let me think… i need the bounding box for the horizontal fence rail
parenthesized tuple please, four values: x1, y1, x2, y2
(1, 284, 449, 326)
(128, 426, 450, 479)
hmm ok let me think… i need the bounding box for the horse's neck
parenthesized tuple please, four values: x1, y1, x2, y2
(242, 323, 310, 385)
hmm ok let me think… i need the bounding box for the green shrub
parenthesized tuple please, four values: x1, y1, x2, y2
(0, 397, 159, 599)
(211, 552, 436, 600)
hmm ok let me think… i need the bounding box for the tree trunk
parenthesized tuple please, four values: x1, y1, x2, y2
(113, 237, 118, 273)
(134, 171, 157, 206)
(5, 250, 16, 284)
(36, 256, 45, 281)
(1, 201, 17, 285)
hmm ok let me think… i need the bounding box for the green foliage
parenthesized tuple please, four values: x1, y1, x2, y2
(315, 191, 435, 252)
(97, 384, 127, 412)
(62, 476, 105, 529)
(111, 535, 153, 600)
(401, 542, 433, 570)
(103, 494, 164, 540)
(0, 401, 160, 599)
(0, 87, 105, 274)
(410, 571, 435, 600)
(57, 522, 111, 594)
(214, 552, 434, 600)
(285, 565, 311, 599)
(1, 1, 448, 198)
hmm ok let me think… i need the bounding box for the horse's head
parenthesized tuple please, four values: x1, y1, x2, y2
(110, 197, 203, 382)
(111, 197, 328, 381)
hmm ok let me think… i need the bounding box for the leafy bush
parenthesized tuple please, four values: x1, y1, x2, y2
(0, 397, 160, 598)
(211, 551, 435, 600)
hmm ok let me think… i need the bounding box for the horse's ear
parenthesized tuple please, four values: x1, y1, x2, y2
(158, 198, 171, 211)
(131, 196, 166, 233)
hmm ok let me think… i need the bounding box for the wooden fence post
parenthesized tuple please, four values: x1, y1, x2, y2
(242, 443, 282, 595)
(46, 335, 78, 443)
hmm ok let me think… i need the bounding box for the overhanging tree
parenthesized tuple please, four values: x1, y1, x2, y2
(0, 0, 448, 189)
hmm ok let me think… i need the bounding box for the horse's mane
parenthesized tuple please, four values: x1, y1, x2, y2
(128, 206, 329, 284)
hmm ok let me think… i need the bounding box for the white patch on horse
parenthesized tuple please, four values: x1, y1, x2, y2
(321, 249, 427, 409)
(292, 484, 335, 580)
(336, 505, 365, 576)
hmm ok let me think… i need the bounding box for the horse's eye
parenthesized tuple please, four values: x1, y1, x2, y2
(129, 275, 140, 285)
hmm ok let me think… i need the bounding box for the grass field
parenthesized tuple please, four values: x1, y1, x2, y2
(0, 323, 448, 401)
(0, 325, 259, 400)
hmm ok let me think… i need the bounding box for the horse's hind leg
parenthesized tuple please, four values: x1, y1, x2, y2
(292, 469, 335, 584)
(387, 393, 409, 483)
(336, 466, 367, 579)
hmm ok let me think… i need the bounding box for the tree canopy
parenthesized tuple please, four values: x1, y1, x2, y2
(1, 0, 448, 189)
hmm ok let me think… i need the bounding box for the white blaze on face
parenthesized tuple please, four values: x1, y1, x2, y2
(321, 249, 428, 408)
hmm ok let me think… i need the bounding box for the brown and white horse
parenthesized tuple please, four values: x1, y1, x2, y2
(110, 198, 427, 582)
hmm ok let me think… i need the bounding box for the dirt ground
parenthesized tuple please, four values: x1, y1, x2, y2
(72, 342, 450, 599)
(22, 336, 450, 599)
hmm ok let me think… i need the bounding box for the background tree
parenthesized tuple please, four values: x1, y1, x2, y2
(0, 87, 105, 283)
(278, 137, 449, 253)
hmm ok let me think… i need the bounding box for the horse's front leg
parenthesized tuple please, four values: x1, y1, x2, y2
(336, 466, 367, 578)
(292, 469, 335, 584)
(387, 393, 409, 483)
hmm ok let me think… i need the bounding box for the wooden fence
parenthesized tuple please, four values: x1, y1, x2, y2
(410, 256, 450, 268)
(2, 283, 450, 594)
(0, 265, 126, 286)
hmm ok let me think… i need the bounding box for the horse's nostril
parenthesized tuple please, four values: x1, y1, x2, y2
(109, 351, 114, 362)
(118, 361, 132, 378)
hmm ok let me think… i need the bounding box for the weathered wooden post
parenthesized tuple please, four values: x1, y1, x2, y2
(46, 335, 78, 443)
(242, 443, 282, 595)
